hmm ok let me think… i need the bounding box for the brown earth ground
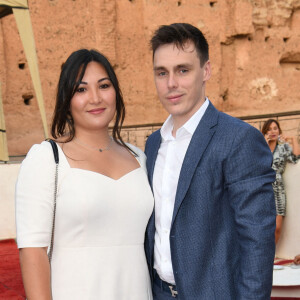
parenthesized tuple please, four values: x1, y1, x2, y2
(0, 0, 300, 155)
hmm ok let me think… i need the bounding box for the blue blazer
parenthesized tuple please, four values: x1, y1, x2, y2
(145, 102, 276, 299)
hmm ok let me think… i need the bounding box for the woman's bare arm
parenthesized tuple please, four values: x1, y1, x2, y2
(19, 247, 52, 300)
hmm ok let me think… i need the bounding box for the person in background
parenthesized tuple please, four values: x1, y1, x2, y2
(262, 119, 299, 244)
(294, 254, 300, 265)
(16, 49, 153, 300)
(144, 23, 276, 300)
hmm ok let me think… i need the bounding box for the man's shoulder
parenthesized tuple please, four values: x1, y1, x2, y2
(145, 129, 161, 154)
(208, 107, 267, 154)
(215, 108, 256, 135)
(204, 103, 263, 145)
(146, 129, 161, 143)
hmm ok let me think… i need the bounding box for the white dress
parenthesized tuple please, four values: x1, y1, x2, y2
(16, 141, 154, 300)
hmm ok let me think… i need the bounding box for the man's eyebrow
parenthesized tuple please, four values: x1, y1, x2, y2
(176, 63, 193, 69)
(153, 64, 193, 71)
(153, 66, 166, 71)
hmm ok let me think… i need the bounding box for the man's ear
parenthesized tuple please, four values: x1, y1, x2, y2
(203, 60, 211, 82)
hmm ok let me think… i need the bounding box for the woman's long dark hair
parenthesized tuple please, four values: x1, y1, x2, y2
(51, 49, 132, 153)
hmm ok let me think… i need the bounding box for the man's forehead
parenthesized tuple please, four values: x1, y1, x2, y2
(153, 42, 199, 67)
(155, 41, 196, 55)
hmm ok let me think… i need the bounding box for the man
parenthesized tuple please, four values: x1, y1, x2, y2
(144, 23, 276, 299)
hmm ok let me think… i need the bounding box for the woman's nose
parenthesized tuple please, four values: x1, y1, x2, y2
(89, 88, 101, 104)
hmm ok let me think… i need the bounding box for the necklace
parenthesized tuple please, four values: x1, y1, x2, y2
(73, 137, 112, 152)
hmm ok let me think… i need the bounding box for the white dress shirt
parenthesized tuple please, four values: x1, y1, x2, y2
(153, 99, 209, 284)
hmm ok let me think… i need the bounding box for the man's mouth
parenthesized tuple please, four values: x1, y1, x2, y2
(166, 94, 183, 103)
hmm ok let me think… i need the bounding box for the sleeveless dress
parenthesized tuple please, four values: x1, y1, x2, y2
(16, 141, 154, 300)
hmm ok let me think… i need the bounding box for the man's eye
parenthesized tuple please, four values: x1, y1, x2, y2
(179, 69, 188, 74)
(158, 71, 166, 76)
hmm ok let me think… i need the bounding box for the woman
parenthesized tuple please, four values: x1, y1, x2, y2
(16, 49, 154, 299)
(262, 119, 299, 243)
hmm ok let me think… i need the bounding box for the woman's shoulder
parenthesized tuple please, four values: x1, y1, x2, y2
(125, 143, 145, 158)
(125, 143, 147, 169)
(17, 141, 58, 187)
(24, 141, 55, 162)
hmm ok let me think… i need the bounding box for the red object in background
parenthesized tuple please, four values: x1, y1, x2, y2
(0, 239, 25, 299)
(274, 259, 295, 266)
(0, 239, 299, 299)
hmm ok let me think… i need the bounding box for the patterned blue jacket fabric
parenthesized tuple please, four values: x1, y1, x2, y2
(145, 102, 276, 300)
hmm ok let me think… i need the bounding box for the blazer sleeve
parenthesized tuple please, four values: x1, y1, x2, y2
(16, 142, 56, 249)
(224, 126, 276, 299)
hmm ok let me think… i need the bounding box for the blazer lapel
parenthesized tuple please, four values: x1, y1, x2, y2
(145, 131, 161, 270)
(146, 130, 162, 189)
(171, 102, 219, 225)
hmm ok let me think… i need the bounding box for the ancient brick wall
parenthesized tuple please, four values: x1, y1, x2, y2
(0, 0, 299, 155)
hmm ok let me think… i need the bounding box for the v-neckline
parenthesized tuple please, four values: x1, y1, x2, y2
(70, 166, 141, 181)
(272, 143, 278, 154)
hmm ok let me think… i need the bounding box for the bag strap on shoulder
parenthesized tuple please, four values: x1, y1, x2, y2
(46, 139, 59, 164)
(45, 139, 59, 264)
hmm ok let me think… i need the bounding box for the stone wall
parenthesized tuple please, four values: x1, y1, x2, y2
(0, 0, 299, 155)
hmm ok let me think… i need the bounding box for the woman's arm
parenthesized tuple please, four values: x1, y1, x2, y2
(284, 143, 299, 164)
(16, 143, 57, 299)
(19, 247, 52, 299)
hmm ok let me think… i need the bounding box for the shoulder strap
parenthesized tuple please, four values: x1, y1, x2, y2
(47, 139, 59, 164)
(46, 139, 59, 263)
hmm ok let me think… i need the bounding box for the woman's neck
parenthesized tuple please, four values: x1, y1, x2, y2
(268, 140, 277, 152)
(74, 128, 111, 148)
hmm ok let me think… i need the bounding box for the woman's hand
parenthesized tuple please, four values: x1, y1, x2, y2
(278, 135, 286, 143)
(19, 247, 52, 300)
(264, 133, 270, 144)
(294, 254, 300, 265)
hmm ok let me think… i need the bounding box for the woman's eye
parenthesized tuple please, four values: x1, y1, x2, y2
(100, 83, 110, 89)
(76, 87, 85, 93)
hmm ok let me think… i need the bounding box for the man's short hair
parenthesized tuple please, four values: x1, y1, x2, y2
(150, 23, 209, 67)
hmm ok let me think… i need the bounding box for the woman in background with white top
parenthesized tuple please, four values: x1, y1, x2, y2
(262, 119, 299, 244)
(16, 49, 153, 300)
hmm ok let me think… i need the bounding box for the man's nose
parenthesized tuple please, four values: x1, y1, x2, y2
(167, 73, 178, 89)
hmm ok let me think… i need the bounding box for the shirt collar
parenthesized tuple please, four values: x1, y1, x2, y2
(160, 98, 210, 141)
